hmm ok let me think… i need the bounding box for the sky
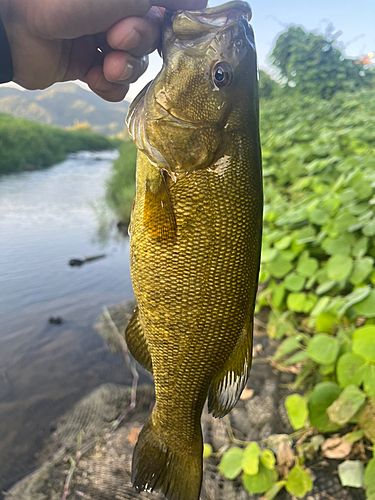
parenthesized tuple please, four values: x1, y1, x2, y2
(3, 0, 375, 102)
(126, 0, 375, 100)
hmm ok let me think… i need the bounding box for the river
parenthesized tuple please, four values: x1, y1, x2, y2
(0, 151, 137, 494)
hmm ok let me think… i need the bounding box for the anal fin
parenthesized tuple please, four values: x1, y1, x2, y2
(208, 320, 253, 418)
(143, 169, 177, 244)
(125, 307, 153, 373)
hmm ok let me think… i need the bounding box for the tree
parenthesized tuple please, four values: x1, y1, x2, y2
(258, 69, 280, 99)
(270, 25, 374, 99)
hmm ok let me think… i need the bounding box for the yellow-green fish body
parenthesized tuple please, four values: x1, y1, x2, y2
(125, 2, 262, 499)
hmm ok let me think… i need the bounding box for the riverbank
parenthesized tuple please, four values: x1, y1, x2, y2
(6, 301, 365, 500)
(0, 114, 119, 175)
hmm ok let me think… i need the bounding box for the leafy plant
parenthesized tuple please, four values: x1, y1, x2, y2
(213, 441, 312, 499)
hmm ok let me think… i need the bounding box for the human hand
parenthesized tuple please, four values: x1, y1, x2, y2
(0, 0, 207, 101)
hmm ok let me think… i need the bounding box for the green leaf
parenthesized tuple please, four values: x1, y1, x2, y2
(262, 248, 278, 263)
(327, 384, 366, 425)
(362, 364, 375, 398)
(284, 273, 305, 292)
(285, 466, 313, 498)
(363, 218, 375, 237)
(271, 284, 286, 309)
(242, 442, 260, 475)
(316, 312, 337, 333)
(338, 286, 371, 316)
(359, 402, 375, 444)
(243, 462, 278, 494)
(311, 296, 331, 317)
(274, 335, 304, 361)
(267, 314, 290, 340)
(308, 382, 341, 432)
(219, 447, 243, 479)
(285, 394, 308, 430)
(353, 290, 375, 318)
(269, 255, 293, 278)
(335, 212, 358, 231)
(307, 334, 339, 365)
(295, 227, 316, 245)
(338, 460, 364, 488)
(327, 254, 353, 281)
(316, 280, 336, 295)
(282, 351, 308, 366)
(287, 292, 307, 312)
(262, 481, 287, 500)
(297, 257, 319, 278)
(336, 352, 366, 387)
(323, 236, 351, 256)
(203, 444, 213, 458)
(352, 326, 375, 362)
(350, 257, 374, 285)
(309, 208, 329, 225)
(303, 293, 318, 313)
(343, 430, 364, 443)
(261, 449, 276, 470)
(364, 458, 375, 488)
(275, 235, 293, 250)
(352, 237, 368, 258)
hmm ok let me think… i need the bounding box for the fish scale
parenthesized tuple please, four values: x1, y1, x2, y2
(125, 2, 262, 499)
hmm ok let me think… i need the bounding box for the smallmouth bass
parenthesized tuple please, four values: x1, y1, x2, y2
(125, 2, 263, 499)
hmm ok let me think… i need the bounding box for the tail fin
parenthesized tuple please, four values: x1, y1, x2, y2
(132, 415, 202, 500)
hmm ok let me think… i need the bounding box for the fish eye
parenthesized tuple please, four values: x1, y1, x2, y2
(212, 62, 233, 89)
(235, 39, 243, 49)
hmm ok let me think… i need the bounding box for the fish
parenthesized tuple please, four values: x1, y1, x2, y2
(125, 2, 263, 499)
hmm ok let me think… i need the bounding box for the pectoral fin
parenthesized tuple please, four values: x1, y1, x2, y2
(125, 307, 153, 373)
(208, 320, 253, 418)
(143, 169, 177, 244)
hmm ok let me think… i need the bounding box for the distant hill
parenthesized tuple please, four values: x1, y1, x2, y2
(0, 83, 129, 136)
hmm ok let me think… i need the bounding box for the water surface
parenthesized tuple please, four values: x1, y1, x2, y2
(0, 151, 137, 494)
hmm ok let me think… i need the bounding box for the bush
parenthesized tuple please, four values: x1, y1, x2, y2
(0, 114, 116, 175)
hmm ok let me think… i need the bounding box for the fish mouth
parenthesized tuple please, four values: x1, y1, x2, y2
(171, 1, 252, 40)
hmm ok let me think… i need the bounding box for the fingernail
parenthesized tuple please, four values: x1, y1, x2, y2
(120, 29, 141, 51)
(95, 75, 113, 92)
(119, 63, 133, 81)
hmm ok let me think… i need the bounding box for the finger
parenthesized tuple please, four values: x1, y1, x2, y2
(86, 66, 129, 102)
(103, 52, 149, 83)
(152, 0, 207, 9)
(107, 7, 163, 57)
(44, 0, 207, 39)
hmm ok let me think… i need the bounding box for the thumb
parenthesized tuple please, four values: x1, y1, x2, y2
(44, 0, 207, 39)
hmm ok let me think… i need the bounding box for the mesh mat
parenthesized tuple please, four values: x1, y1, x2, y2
(7, 384, 365, 500)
